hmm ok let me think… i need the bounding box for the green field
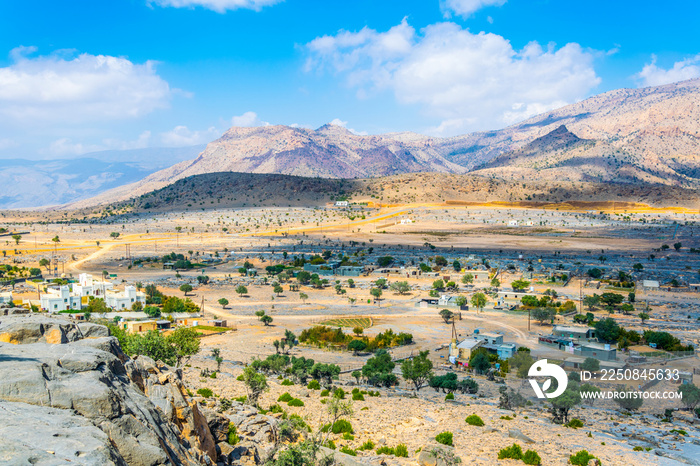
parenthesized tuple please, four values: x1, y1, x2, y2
(319, 317, 373, 329)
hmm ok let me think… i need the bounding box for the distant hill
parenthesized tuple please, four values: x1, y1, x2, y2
(66, 77, 700, 209)
(0, 145, 205, 209)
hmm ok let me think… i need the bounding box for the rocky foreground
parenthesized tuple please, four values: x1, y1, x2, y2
(2, 309, 700, 465)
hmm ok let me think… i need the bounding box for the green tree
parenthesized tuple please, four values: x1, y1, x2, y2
(236, 285, 248, 296)
(362, 349, 395, 387)
(218, 297, 229, 308)
(491, 277, 501, 287)
(550, 389, 581, 424)
(370, 287, 382, 304)
(168, 327, 200, 367)
(531, 307, 554, 324)
(29, 267, 41, 277)
(454, 295, 467, 308)
(439, 308, 454, 323)
(581, 357, 600, 372)
(461, 273, 474, 285)
(594, 318, 621, 343)
(86, 298, 108, 314)
(510, 279, 530, 291)
(273, 284, 284, 295)
(471, 292, 487, 313)
(348, 339, 367, 355)
(600, 292, 623, 307)
(110, 232, 120, 239)
(261, 315, 273, 326)
(638, 312, 650, 324)
(678, 383, 700, 411)
(39, 258, 50, 271)
(299, 292, 308, 303)
(432, 279, 445, 290)
(211, 348, 223, 371)
(390, 281, 410, 295)
(471, 352, 491, 374)
(11, 234, 21, 245)
(674, 242, 682, 251)
(401, 350, 434, 391)
(242, 365, 268, 407)
(179, 284, 193, 296)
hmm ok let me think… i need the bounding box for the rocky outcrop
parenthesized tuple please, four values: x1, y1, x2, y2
(0, 314, 83, 344)
(0, 314, 217, 465)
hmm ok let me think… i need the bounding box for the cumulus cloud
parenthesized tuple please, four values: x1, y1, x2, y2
(636, 54, 700, 87)
(306, 20, 600, 135)
(159, 125, 221, 146)
(47, 138, 104, 156)
(328, 118, 367, 135)
(231, 111, 269, 127)
(0, 47, 172, 122)
(440, 0, 506, 18)
(149, 0, 283, 13)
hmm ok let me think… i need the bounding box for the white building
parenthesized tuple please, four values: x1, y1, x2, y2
(0, 291, 13, 305)
(41, 285, 82, 313)
(399, 218, 414, 225)
(335, 201, 349, 207)
(73, 273, 114, 298)
(508, 220, 518, 227)
(105, 285, 146, 310)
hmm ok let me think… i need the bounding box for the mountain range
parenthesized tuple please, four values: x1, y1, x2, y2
(7, 78, 700, 210)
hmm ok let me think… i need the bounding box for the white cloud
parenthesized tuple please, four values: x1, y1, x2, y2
(636, 54, 700, 87)
(328, 118, 367, 135)
(47, 138, 103, 156)
(102, 131, 152, 151)
(306, 20, 600, 135)
(160, 125, 221, 146)
(0, 138, 17, 150)
(0, 47, 172, 122)
(231, 111, 269, 127)
(440, 0, 506, 18)
(149, 0, 283, 13)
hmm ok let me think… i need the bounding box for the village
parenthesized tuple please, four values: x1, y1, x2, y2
(2, 201, 700, 465)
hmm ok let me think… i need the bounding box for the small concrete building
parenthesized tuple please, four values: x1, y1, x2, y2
(124, 320, 157, 333)
(72, 273, 114, 298)
(553, 325, 597, 342)
(455, 338, 484, 362)
(574, 343, 617, 361)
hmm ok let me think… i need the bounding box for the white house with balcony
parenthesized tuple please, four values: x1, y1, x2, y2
(41, 285, 82, 312)
(73, 273, 114, 298)
(105, 285, 145, 310)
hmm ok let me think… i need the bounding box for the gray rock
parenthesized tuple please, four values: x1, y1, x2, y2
(78, 322, 111, 338)
(0, 336, 214, 465)
(508, 428, 536, 444)
(0, 314, 83, 344)
(318, 446, 372, 465)
(0, 400, 125, 466)
(0, 307, 30, 316)
(417, 444, 461, 466)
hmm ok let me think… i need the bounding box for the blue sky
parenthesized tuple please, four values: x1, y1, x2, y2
(0, 0, 699, 159)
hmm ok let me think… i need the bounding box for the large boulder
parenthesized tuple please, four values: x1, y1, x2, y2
(0, 314, 82, 344)
(0, 332, 215, 465)
(418, 444, 462, 466)
(0, 400, 126, 465)
(0, 307, 30, 316)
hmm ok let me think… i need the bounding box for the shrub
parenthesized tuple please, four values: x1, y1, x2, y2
(326, 440, 336, 450)
(445, 392, 454, 401)
(565, 418, 584, 429)
(234, 395, 247, 403)
(633, 446, 643, 451)
(331, 419, 354, 434)
(569, 450, 597, 466)
(236, 374, 244, 381)
(268, 404, 284, 414)
(277, 392, 293, 402)
(333, 387, 346, 399)
(358, 440, 375, 451)
(197, 388, 213, 398)
(435, 432, 453, 446)
(465, 414, 484, 426)
(352, 391, 365, 401)
(287, 398, 304, 407)
(339, 446, 357, 456)
(395, 444, 408, 458)
(500, 415, 513, 420)
(307, 380, 321, 390)
(376, 446, 395, 455)
(288, 413, 310, 432)
(670, 429, 688, 436)
(498, 443, 523, 460)
(367, 390, 380, 397)
(320, 389, 330, 397)
(281, 379, 293, 386)
(209, 372, 217, 379)
(342, 432, 354, 440)
(227, 424, 239, 445)
(523, 449, 541, 465)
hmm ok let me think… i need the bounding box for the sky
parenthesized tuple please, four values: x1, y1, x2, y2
(0, 0, 699, 160)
